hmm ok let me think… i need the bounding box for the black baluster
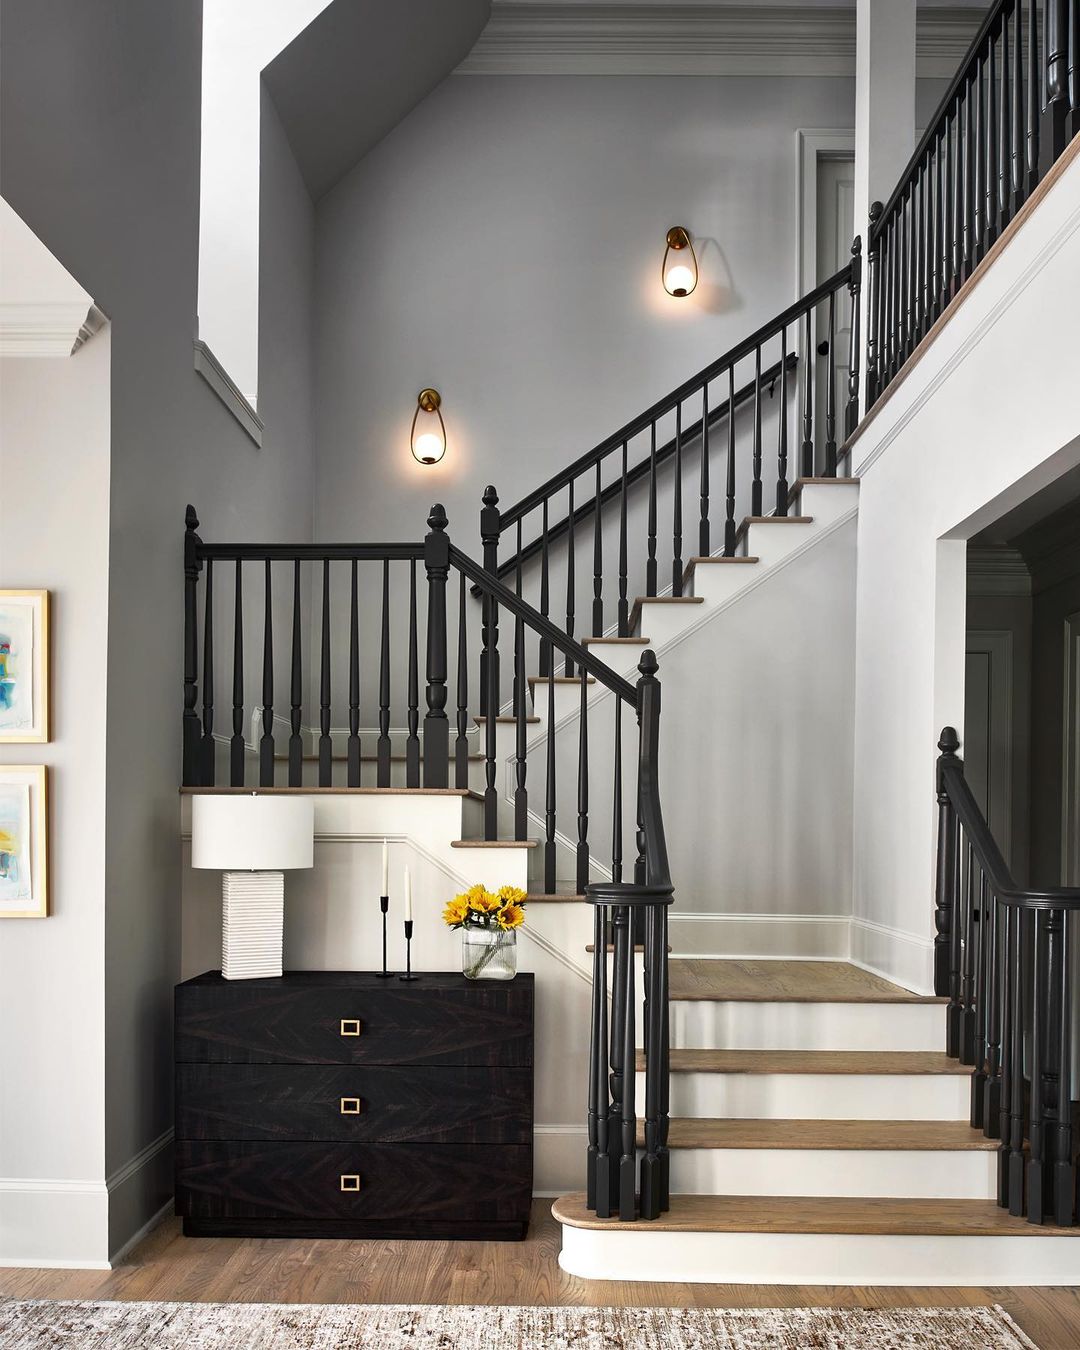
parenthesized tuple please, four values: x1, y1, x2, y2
(1027, 0, 1041, 195)
(975, 54, 986, 262)
(565, 480, 576, 677)
(989, 25, 1000, 248)
(824, 293, 837, 474)
(483, 570, 499, 841)
(964, 74, 976, 282)
(544, 673, 556, 892)
(1000, 8, 1011, 234)
(1001, 904, 1024, 1210)
(971, 868, 990, 1128)
(646, 426, 658, 597)
(183, 506, 202, 786)
(348, 560, 361, 787)
(259, 559, 274, 785)
(539, 498, 551, 677)
(618, 897, 637, 1221)
(801, 309, 814, 477)
(592, 462, 604, 636)
(406, 559, 420, 787)
(1012, 0, 1025, 214)
(612, 699, 623, 886)
(231, 559, 244, 786)
(587, 893, 604, 1209)
(514, 520, 527, 840)
(775, 326, 789, 515)
(618, 443, 629, 635)
(960, 840, 977, 1064)
(288, 560, 303, 786)
(377, 559, 391, 787)
(1027, 910, 1049, 1218)
(480, 485, 501, 714)
(983, 880, 1004, 1138)
(933, 131, 945, 319)
(318, 558, 332, 786)
(724, 365, 737, 556)
(1041, 0, 1071, 172)
(423, 505, 450, 789)
(699, 386, 711, 557)
(866, 205, 883, 405)
(935, 728, 960, 1003)
(455, 570, 469, 789)
(592, 896, 611, 1216)
(846, 236, 862, 440)
(200, 558, 215, 785)
(751, 346, 763, 516)
(1050, 908, 1074, 1225)
(672, 403, 683, 595)
(608, 901, 629, 1210)
(576, 667, 589, 893)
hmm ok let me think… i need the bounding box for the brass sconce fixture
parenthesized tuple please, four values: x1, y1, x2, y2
(411, 388, 446, 465)
(662, 227, 698, 297)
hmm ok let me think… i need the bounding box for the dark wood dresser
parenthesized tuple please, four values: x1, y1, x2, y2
(174, 971, 534, 1241)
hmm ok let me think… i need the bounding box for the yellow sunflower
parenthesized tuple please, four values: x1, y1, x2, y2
(442, 896, 470, 927)
(467, 886, 500, 914)
(496, 884, 527, 906)
(496, 902, 525, 931)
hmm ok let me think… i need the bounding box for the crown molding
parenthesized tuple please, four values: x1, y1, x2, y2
(0, 301, 102, 358)
(456, 5, 984, 78)
(967, 546, 1032, 597)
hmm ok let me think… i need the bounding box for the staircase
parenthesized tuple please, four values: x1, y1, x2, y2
(553, 958, 1080, 1284)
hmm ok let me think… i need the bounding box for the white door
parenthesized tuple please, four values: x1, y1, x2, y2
(814, 156, 855, 473)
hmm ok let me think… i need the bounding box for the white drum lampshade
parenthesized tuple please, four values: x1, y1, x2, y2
(191, 795, 314, 980)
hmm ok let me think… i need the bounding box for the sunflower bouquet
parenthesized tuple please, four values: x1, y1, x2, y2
(444, 884, 526, 980)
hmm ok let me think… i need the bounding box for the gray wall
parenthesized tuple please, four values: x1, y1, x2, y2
(0, 0, 315, 1259)
(1029, 568, 1080, 887)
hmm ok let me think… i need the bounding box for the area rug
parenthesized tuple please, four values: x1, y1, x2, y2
(0, 1299, 1040, 1348)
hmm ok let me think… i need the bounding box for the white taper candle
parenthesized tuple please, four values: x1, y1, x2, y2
(404, 865, 413, 922)
(382, 837, 389, 896)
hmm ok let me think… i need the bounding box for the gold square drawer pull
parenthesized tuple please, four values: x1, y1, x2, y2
(340, 1097, 362, 1115)
(340, 1174, 361, 1193)
(339, 1018, 361, 1037)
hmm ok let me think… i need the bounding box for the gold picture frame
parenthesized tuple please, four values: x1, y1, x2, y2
(0, 589, 50, 743)
(0, 765, 48, 919)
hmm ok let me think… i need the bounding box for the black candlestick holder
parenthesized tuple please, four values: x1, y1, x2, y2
(399, 918, 420, 981)
(375, 895, 393, 977)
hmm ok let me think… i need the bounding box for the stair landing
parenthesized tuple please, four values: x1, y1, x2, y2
(668, 959, 942, 1003)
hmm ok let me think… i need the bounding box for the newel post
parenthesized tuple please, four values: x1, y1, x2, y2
(479, 485, 501, 718)
(936, 726, 962, 1047)
(183, 505, 204, 786)
(423, 504, 450, 788)
(864, 203, 883, 409)
(845, 235, 863, 444)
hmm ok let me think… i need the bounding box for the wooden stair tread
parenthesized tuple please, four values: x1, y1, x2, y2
(668, 959, 945, 1004)
(636, 1049, 970, 1076)
(474, 715, 541, 724)
(733, 514, 813, 549)
(450, 838, 538, 848)
(586, 944, 672, 953)
(525, 892, 586, 902)
(656, 1118, 996, 1152)
(552, 1192, 1080, 1236)
(583, 636, 651, 645)
(529, 675, 597, 685)
(687, 556, 760, 565)
(787, 477, 859, 509)
(633, 595, 706, 605)
(180, 786, 472, 796)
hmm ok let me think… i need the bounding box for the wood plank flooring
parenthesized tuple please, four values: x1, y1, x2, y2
(1, 1203, 1077, 1348)
(658, 1118, 999, 1151)
(668, 959, 945, 1003)
(637, 1049, 969, 1074)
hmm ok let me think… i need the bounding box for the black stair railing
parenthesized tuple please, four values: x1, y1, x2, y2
(934, 727, 1079, 1227)
(866, 0, 1080, 406)
(182, 499, 673, 1223)
(481, 254, 862, 643)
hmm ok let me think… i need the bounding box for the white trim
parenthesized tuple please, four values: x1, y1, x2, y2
(796, 129, 856, 300)
(850, 916, 935, 996)
(967, 546, 1032, 596)
(458, 5, 983, 78)
(668, 911, 850, 960)
(194, 338, 264, 447)
(106, 1128, 173, 1195)
(0, 1177, 105, 1196)
(854, 193, 1080, 479)
(0, 301, 100, 358)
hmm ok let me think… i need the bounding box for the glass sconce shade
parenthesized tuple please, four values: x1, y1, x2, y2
(662, 226, 698, 297)
(411, 388, 446, 465)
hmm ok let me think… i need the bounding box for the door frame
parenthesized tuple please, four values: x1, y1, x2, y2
(1061, 611, 1080, 884)
(795, 129, 856, 298)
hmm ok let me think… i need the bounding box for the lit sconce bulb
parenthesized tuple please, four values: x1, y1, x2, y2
(411, 388, 446, 465)
(662, 226, 698, 298)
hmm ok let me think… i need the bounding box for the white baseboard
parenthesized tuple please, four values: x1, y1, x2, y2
(850, 917, 935, 995)
(534, 1124, 588, 1197)
(668, 912, 850, 960)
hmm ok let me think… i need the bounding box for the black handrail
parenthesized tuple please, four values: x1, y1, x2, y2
(934, 726, 1078, 1228)
(501, 264, 853, 530)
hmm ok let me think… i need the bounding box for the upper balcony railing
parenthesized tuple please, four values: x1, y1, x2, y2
(865, 0, 1080, 406)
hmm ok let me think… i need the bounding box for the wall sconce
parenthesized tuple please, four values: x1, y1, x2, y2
(411, 388, 446, 465)
(662, 227, 698, 297)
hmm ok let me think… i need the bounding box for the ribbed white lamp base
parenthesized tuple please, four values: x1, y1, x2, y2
(221, 871, 284, 980)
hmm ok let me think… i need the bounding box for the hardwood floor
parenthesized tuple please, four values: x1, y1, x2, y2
(1, 1202, 1077, 1347)
(668, 959, 943, 1002)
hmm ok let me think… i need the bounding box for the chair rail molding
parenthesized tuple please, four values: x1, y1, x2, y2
(457, 5, 985, 78)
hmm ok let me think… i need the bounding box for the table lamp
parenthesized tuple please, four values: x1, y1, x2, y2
(191, 794, 314, 980)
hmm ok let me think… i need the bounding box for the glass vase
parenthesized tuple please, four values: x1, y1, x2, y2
(461, 927, 517, 980)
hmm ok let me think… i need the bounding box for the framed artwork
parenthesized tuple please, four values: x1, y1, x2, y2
(0, 590, 50, 743)
(0, 765, 48, 919)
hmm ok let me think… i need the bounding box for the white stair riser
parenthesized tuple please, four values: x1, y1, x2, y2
(633, 606, 703, 647)
(672, 1000, 946, 1052)
(558, 1227, 1079, 1286)
(665, 1147, 997, 1199)
(686, 566, 758, 606)
(639, 1072, 971, 1120)
(742, 523, 813, 568)
(796, 482, 860, 524)
(530, 683, 591, 726)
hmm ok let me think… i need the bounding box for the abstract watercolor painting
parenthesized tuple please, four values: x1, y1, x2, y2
(0, 766, 47, 918)
(0, 590, 49, 743)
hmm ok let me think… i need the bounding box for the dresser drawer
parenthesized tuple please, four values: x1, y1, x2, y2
(175, 1141, 532, 1224)
(176, 1063, 532, 1144)
(176, 973, 533, 1066)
